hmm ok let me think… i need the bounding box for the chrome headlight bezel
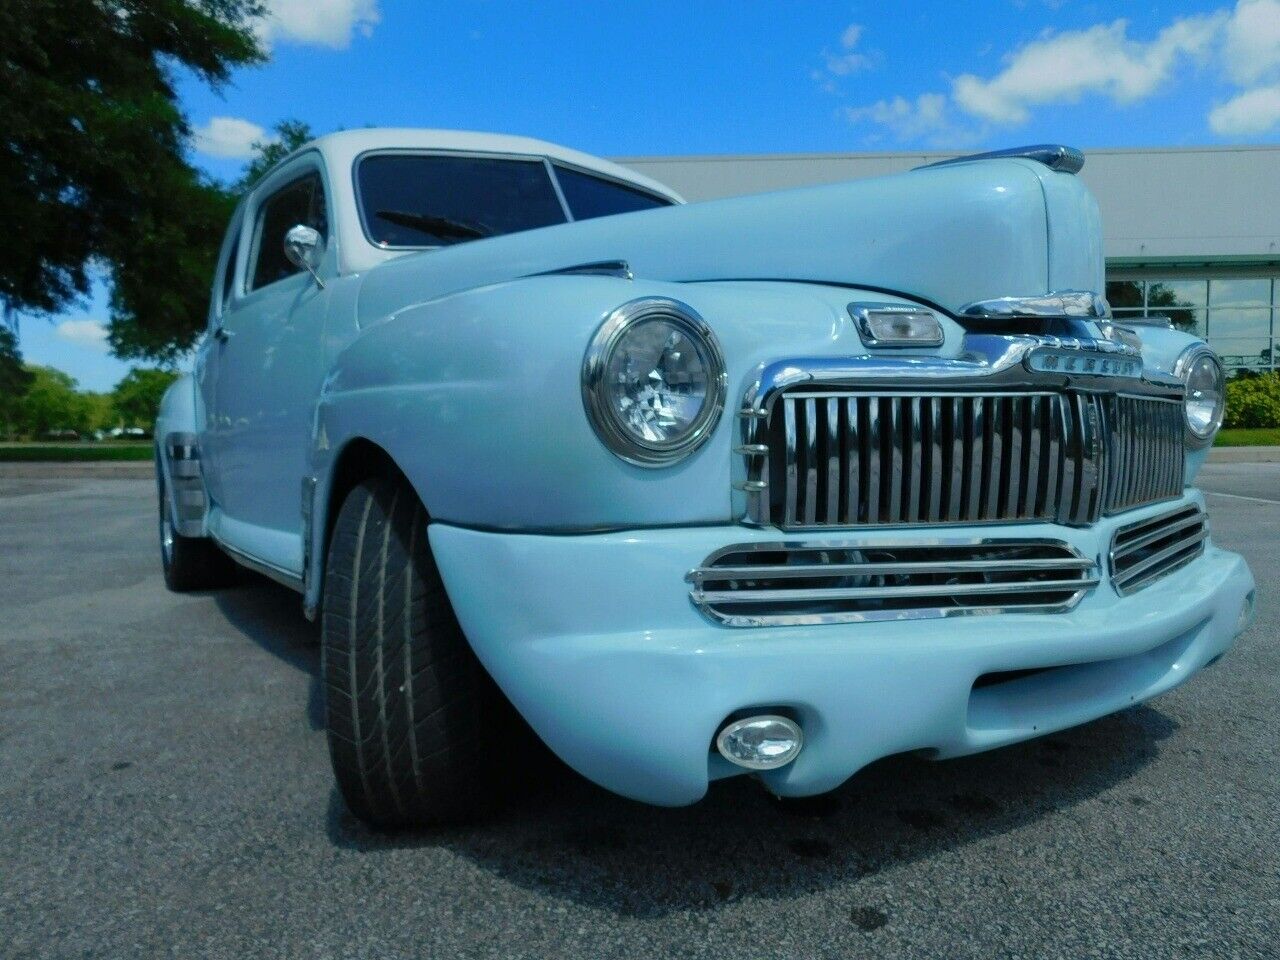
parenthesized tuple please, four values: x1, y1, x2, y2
(1173, 343, 1225, 448)
(581, 297, 727, 467)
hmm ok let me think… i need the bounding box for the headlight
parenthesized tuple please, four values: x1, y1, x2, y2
(582, 297, 726, 466)
(1174, 344, 1225, 446)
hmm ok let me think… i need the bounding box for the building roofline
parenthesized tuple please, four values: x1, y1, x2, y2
(614, 143, 1280, 164)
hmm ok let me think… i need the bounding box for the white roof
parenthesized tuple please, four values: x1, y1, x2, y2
(305, 127, 683, 203)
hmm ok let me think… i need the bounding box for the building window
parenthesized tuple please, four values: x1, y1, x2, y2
(1106, 275, 1277, 376)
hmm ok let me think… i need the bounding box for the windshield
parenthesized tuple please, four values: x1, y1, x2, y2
(357, 154, 567, 247)
(356, 152, 676, 249)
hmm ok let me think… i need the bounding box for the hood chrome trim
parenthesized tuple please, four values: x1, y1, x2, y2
(919, 144, 1085, 174)
(960, 291, 1110, 320)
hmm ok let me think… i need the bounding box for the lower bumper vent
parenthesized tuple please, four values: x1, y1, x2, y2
(1110, 504, 1207, 596)
(689, 540, 1098, 627)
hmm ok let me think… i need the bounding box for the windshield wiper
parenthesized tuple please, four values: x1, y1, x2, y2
(374, 210, 490, 242)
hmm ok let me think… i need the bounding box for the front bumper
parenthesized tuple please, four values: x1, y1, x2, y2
(429, 492, 1255, 806)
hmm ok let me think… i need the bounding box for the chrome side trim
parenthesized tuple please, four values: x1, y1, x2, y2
(214, 537, 305, 593)
(689, 537, 1098, 627)
(918, 144, 1085, 174)
(1109, 504, 1207, 596)
(536, 259, 633, 280)
(959, 291, 1110, 320)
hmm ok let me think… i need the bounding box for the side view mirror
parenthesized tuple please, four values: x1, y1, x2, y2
(283, 224, 325, 289)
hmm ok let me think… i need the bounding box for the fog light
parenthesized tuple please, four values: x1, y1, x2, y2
(715, 715, 803, 770)
(1238, 591, 1256, 633)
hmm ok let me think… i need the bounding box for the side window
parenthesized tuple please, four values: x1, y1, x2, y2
(356, 154, 566, 247)
(219, 233, 239, 312)
(249, 173, 328, 291)
(554, 166, 673, 221)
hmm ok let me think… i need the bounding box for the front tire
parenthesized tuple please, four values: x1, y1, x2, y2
(321, 477, 513, 828)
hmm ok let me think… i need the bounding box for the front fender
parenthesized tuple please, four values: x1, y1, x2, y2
(307, 274, 971, 536)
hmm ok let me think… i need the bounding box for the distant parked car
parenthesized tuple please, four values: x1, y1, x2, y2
(41, 429, 80, 442)
(156, 130, 1255, 828)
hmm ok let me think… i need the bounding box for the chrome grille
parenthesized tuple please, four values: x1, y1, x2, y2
(1098, 394, 1187, 515)
(1110, 504, 1207, 595)
(689, 539, 1098, 626)
(751, 391, 1184, 530)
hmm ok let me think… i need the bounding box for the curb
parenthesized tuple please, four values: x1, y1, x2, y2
(1207, 446, 1280, 464)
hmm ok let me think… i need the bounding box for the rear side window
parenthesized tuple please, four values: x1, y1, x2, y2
(357, 154, 567, 248)
(554, 165, 672, 220)
(249, 173, 328, 291)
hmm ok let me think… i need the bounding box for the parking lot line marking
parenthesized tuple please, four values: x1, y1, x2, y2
(1203, 490, 1280, 506)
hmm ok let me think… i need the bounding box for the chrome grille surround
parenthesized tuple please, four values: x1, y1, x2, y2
(1109, 504, 1208, 596)
(688, 538, 1099, 627)
(736, 334, 1186, 530)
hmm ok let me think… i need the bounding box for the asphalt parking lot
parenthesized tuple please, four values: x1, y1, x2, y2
(2, 466, 1277, 959)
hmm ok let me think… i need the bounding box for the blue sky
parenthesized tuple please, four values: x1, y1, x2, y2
(21, 0, 1280, 390)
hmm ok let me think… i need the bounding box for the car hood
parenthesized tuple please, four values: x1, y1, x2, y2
(356, 156, 1103, 326)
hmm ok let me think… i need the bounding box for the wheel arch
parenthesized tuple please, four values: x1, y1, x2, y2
(305, 435, 427, 619)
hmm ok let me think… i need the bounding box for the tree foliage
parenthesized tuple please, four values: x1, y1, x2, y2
(13, 366, 94, 437)
(0, 328, 35, 437)
(0, 0, 267, 360)
(236, 120, 315, 190)
(112, 368, 180, 427)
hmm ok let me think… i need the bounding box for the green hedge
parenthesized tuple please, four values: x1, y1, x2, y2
(0, 444, 153, 462)
(1224, 373, 1280, 429)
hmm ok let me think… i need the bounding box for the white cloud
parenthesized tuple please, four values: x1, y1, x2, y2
(846, 93, 950, 140)
(55, 319, 109, 353)
(1223, 0, 1280, 85)
(1209, 83, 1280, 134)
(193, 116, 273, 159)
(823, 22, 874, 77)
(952, 15, 1226, 124)
(258, 0, 381, 49)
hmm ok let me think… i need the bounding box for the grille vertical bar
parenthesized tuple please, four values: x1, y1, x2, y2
(765, 391, 1184, 529)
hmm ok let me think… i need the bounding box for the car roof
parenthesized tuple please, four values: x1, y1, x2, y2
(287, 127, 684, 203)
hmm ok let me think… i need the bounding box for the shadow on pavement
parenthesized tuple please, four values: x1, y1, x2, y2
(206, 568, 1182, 919)
(212, 575, 323, 730)
(324, 704, 1179, 918)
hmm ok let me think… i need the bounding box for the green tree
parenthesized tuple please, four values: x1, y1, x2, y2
(16, 366, 93, 438)
(0, 328, 34, 438)
(0, 0, 266, 360)
(236, 120, 315, 190)
(1146, 283, 1200, 335)
(112, 368, 180, 428)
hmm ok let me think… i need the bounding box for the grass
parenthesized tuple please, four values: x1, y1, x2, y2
(1215, 428, 1280, 447)
(0, 443, 153, 462)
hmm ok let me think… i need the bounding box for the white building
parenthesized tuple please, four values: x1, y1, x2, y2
(618, 145, 1280, 375)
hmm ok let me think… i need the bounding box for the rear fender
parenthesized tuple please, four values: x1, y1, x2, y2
(154, 374, 208, 537)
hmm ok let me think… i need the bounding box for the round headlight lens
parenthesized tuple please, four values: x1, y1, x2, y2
(583, 298, 726, 465)
(1176, 346, 1225, 444)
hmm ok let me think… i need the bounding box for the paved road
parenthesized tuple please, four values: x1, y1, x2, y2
(2, 469, 1277, 959)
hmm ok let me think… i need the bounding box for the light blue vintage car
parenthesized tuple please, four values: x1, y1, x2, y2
(156, 129, 1256, 827)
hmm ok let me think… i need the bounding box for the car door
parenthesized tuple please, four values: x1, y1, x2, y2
(195, 207, 243, 510)
(207, 157, 333, 574)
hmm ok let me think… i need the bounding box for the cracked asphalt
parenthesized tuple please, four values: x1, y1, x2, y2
(1, 465, 1277, 959)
